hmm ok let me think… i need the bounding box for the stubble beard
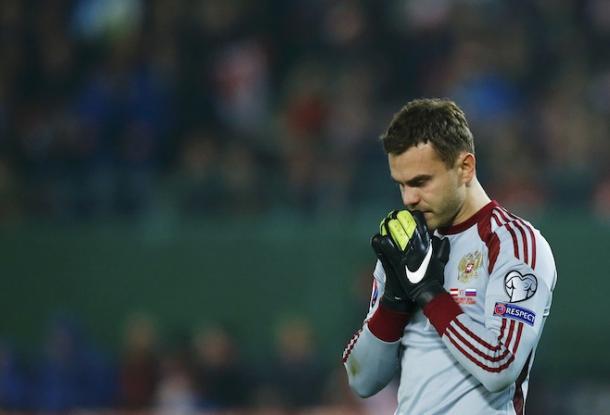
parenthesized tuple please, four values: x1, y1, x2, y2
(430, 193, 463, 231)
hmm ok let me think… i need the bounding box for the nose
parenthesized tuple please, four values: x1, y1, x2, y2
(401, 186, 421, 209)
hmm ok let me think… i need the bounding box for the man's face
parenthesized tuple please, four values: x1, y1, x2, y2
(388, 143, 465, 231)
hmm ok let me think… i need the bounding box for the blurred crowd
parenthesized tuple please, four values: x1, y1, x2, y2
(2, 311, 610, 415)
(1, 0, 610, 223)
(0, 312, 369, 413)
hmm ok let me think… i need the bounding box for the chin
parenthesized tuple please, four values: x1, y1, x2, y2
(427, 214, 452, 232)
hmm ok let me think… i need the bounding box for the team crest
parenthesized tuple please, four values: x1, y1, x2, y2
(458, 251, 483, 282)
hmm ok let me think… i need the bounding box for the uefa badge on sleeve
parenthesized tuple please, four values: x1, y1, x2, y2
(504, 270, 537, 302)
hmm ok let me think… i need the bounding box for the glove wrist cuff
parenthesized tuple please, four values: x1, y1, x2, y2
(413, 282, 446, 309)
(368, 303, 411, 342)
(380, 296, 415, 313)
(423, 291, 463, 335)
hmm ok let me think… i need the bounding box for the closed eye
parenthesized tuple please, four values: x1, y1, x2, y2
(394, 175, 432, 188)
(409, 177, 429, 187)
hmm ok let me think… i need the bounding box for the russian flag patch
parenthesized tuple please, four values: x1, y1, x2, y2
(449, 287, 477, 304)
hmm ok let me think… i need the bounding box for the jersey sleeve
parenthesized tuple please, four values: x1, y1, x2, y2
(342, 260, 410, 397)
(423, 227, 556, 392)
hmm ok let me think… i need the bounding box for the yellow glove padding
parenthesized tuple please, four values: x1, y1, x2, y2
(379, 210, 417, 251)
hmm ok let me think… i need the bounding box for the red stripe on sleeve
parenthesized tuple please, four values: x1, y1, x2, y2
(526, 225, 536, 269)
(511, 220, 529, 265)
(505, 319, 516, 349)
(447, 325, 511, 362)
(497, 318, 507, 349)
(508, 212, 538, 270)
(499, 318, 506, 343)
(500, 208, 539, 270)
(445, 331, 515, 373)
(513, 353, 532, 415)
(495, 209, 521, 260)
(512, 322, 524, 354)
(455, 320, 502, 352)
(492, 213, 503, 227)
(478, 214, 502, 273)
(505, 222, 521, 259)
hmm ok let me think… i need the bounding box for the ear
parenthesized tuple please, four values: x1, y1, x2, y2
(457, 152, 476, 184)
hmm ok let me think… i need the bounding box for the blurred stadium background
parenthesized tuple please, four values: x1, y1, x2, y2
(1, 0, 610, 413)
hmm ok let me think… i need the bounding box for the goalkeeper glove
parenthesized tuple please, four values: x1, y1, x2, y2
(371, 210, 417, 313)
(373, 210, 450, 308)
(371, 241, 415, 313)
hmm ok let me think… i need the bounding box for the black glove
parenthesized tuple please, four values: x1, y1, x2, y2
(374, 210, 451, 308)
(371, 234, 416, 313)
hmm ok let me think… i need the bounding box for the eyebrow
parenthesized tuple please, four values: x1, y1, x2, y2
(393, 174, 432, 187)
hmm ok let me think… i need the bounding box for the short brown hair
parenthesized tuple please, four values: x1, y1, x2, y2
(380, 98, 474, 167)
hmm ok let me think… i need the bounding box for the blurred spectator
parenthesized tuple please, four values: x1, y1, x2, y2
(154, 332, 198, 415)
(268, 316, 325, 410)
(484, 121, 548, 214)
(319, 64, 377, 213)
(117, 312, 159, 409)
(278, 62, 330, 213)
(172, 128, 225, 215)
(32, 314, 113, 411)
(211, 38, 270, 137)
(0, 341, 27, 409)
(220, 141, 264, 215)
(193, 324, 250, 410)
(593, 173, 610, 220)
(537, 73, 601, 206)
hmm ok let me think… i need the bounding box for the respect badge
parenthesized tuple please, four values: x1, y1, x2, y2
(494, 302, 536, 326)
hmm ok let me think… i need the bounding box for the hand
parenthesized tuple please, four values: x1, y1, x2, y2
(371, 231, 415, 313)
(374, 210, 451, 308)
(370, 210, 418, 313)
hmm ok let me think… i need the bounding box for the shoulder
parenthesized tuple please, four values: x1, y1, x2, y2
(484, 205, 556, 289)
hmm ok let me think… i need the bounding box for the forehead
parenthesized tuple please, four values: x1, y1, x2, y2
(388, 142, 446, 181)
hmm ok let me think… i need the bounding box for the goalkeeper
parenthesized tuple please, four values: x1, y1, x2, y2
(342, 99, 557, 414)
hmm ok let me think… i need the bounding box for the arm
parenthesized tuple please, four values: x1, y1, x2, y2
(423, 232, 555, 392)
(342, 261, 410, 397)
(344, 211, 425, 398)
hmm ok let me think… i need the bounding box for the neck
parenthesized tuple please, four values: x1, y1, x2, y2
(452, 178, 491, 226)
